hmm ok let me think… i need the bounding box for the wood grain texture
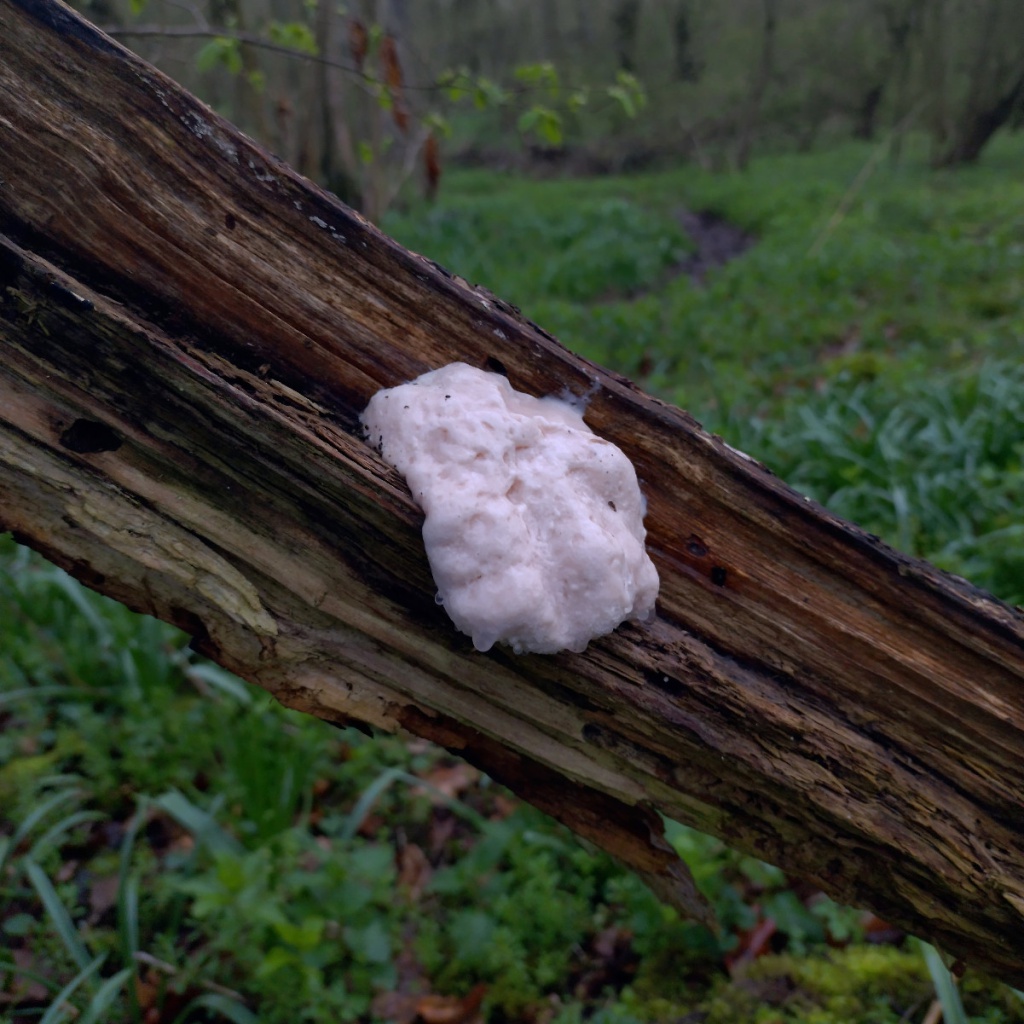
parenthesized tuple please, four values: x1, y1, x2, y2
(1, 0, 1023, 981)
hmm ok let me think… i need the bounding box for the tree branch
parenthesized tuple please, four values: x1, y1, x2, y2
(102, 23, 383, 81)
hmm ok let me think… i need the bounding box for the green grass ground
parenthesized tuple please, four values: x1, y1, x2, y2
(2, 136, 1024, 1022)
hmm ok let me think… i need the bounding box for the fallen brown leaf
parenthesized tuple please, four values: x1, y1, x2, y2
(2, 948, 50, 1004)
(88, 872, 120, 922)
(428, 811, 457, 858)
(397, 842, 432, 902)
(416, 983, 488, 1024)
(372, 990, 421, 1024)
(419, 763, 479, 801)
(55, 858, 78, 883)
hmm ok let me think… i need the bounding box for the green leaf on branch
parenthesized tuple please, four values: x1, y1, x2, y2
(273, 916, 325, 951)
(472, 77, 508, 110)
(196, 36, 243, 75)
(366, 22, 384, 55)
(607, 71, 646, 118)
(567, 88, 589, 114)
(423, 112, 453, 139)
(267, 20, 318, 56)
(517, 106, 563, 146)
(514, 61, 560, 97)
(438, 68, 473, 104)
(607, 86, 634, 118)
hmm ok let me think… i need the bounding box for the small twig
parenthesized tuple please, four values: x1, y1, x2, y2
(379, 123, 432, 215)
(161, 0, 208, 32)
(808, 98, 927, 258)
(104, 24, 458, 93)
(921, 998, 944, 1024)
(684, 123, 712, 172)
(132, 951, 248, 1001)
(104, 24, 367, 77)
(133, 951, 177, 975)
(102, 23, 598, 104)
(896, 995, 929, 1023)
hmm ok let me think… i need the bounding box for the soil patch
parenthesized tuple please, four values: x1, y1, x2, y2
(676, 207, 755, 284)
(595, 206, 755, 304)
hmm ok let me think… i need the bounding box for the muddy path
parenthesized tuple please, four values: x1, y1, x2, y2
(675, 207, 755, 284)
(602, 207, 755, 303)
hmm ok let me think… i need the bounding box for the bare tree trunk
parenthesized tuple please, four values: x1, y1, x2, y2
(313, 0, 361, 204)
(540, 0, 560, 58)
(853, 82, 884, 141)
(611, 0, 641, 72)
(673, 1, 699, 83)
(936, 68, 1024, 165)
(929, 0, 1024, 165)
(932, 0, 1024, 166)
(881, 0, 923, 164)
(921, 0, 958, 162)
(735, 0, 777, 170)
(209, 0, 270, 141)
(575, 0, 592, 49)
(2, 0, 1024, 985)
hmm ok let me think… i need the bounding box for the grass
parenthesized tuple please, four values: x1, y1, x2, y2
(389, 134, 1024, 401)
(4, 135, 1024, 1021)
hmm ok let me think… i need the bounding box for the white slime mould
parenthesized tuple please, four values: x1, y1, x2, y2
(361, 362, 659, 654)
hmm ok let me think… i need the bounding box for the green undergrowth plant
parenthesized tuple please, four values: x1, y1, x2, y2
(387, 133, 1024, 400)
(392, 193, 690, 306)
(0, 792, 255, 1024)
(9, 538, 972, 1022)
(552, 944, 1024, 1024)
(695, 359, 1024, 605)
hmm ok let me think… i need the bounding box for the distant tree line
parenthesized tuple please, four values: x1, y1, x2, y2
(78, 0, 1024, 214)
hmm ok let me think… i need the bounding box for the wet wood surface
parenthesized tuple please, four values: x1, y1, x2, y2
(1, 0, 1023, 983)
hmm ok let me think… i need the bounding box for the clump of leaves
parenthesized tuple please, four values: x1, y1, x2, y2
(387, 194, 689, 306)
(711, 358, 1024, 605)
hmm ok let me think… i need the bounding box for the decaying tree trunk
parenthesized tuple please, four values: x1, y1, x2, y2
(1, 0, 1023, 985)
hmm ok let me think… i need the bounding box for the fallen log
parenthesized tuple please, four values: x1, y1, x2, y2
(1, 0, 1023, 984)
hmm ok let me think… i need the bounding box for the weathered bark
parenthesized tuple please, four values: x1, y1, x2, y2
(1, 0, 1023, 984)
